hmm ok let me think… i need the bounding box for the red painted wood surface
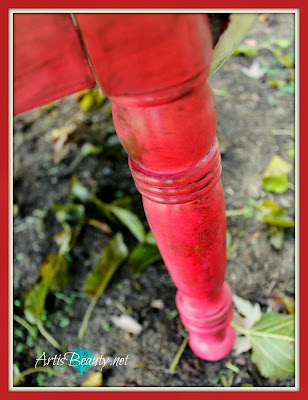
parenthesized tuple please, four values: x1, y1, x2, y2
(13, 13, 95, 116)
(76, 13, 235, 360)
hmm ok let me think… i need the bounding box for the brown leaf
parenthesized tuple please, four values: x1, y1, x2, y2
(265, 288, 284, 312)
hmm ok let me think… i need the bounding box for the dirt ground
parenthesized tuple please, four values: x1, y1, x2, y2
(13, 13, 295, 388)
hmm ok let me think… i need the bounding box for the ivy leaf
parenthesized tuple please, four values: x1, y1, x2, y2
(256, 200, 295, 228)
(84, 232, 128, 298)
(249, 312, 295, 378)
(39, 253, 69, 290)
(126, 232, 162, 276)
(262, 155, 292, 193)
(108, 205, 146, 243)
(23, 280, 49, 325)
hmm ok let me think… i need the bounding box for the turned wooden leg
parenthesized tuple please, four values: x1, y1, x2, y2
(76, 13, 235, 360)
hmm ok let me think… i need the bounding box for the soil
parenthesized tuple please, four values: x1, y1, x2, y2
(13, 13, 295, 388)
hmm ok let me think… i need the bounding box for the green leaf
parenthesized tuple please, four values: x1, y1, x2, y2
(39, 253, 69, 290)
(69, 177, 145, 241)
(110, 196, 132, 210)
(80, 88, 105, 113)
(262, 155, 292, 194)
(262, 174, 289, 194)
(108, 205, 146, 243)
(70, 176, 91, 203)
(126, 232, 162, 276)
(278, 54, 294, 68)
(69, 176, 114, 221)
(288, 147, 295, 159)
(226, 230, 234, 260)
(59, 317, 70, 328)
(266, 69, 281, 78)
(80, 143, 101, 157)
(212, 88, 229, 97)
(249, 312, 295, 378)
(278, 80, 295, 94)
(275, 39, 291, 49)
(53, 203, 86, 227)
(271, 48, 294, 68)
(24, 280, 49, 325)
(256, 200, 295, 228)
(234, 45, 259, 57)
(269, 227, 285, 250)
(210, 14, 258, 76)
(84, 232, 128, 298)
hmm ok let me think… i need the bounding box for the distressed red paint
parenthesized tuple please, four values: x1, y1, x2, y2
(76, 13, 235, 360)
(14, 13, 235, 360)
(13, 14, 95, 116)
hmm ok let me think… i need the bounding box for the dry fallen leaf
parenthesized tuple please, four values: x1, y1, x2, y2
(233, 336, 252, 356)
(81, 371, 103, 387)
(241, 60, 267, 79)
(151, 299, 164, 310)
(283, 296, 295, 315)
(233, 294, 262, 329)
(265, 288, 295, 314)
(53, 134, 73, 164)
(265, 288, 285, 312)
(111, 314, 143, 335)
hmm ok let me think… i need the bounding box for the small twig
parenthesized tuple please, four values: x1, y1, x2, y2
(115, 302, 127, 314)
(78, 297, 98, 340)
(227, 373, 234, 387)
(14, 367, 56, 386)
(221, 375, 229, 387)
(13, 216, 40, 233)
(169, 334, 189, 374)
(88, 219, 112, 235)
(37, 321, 64, 351)
(271, 129, 294, 136)
(13, 314, 37, 339)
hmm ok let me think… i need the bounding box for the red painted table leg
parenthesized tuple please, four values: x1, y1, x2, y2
(76, 13, 235, 360)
